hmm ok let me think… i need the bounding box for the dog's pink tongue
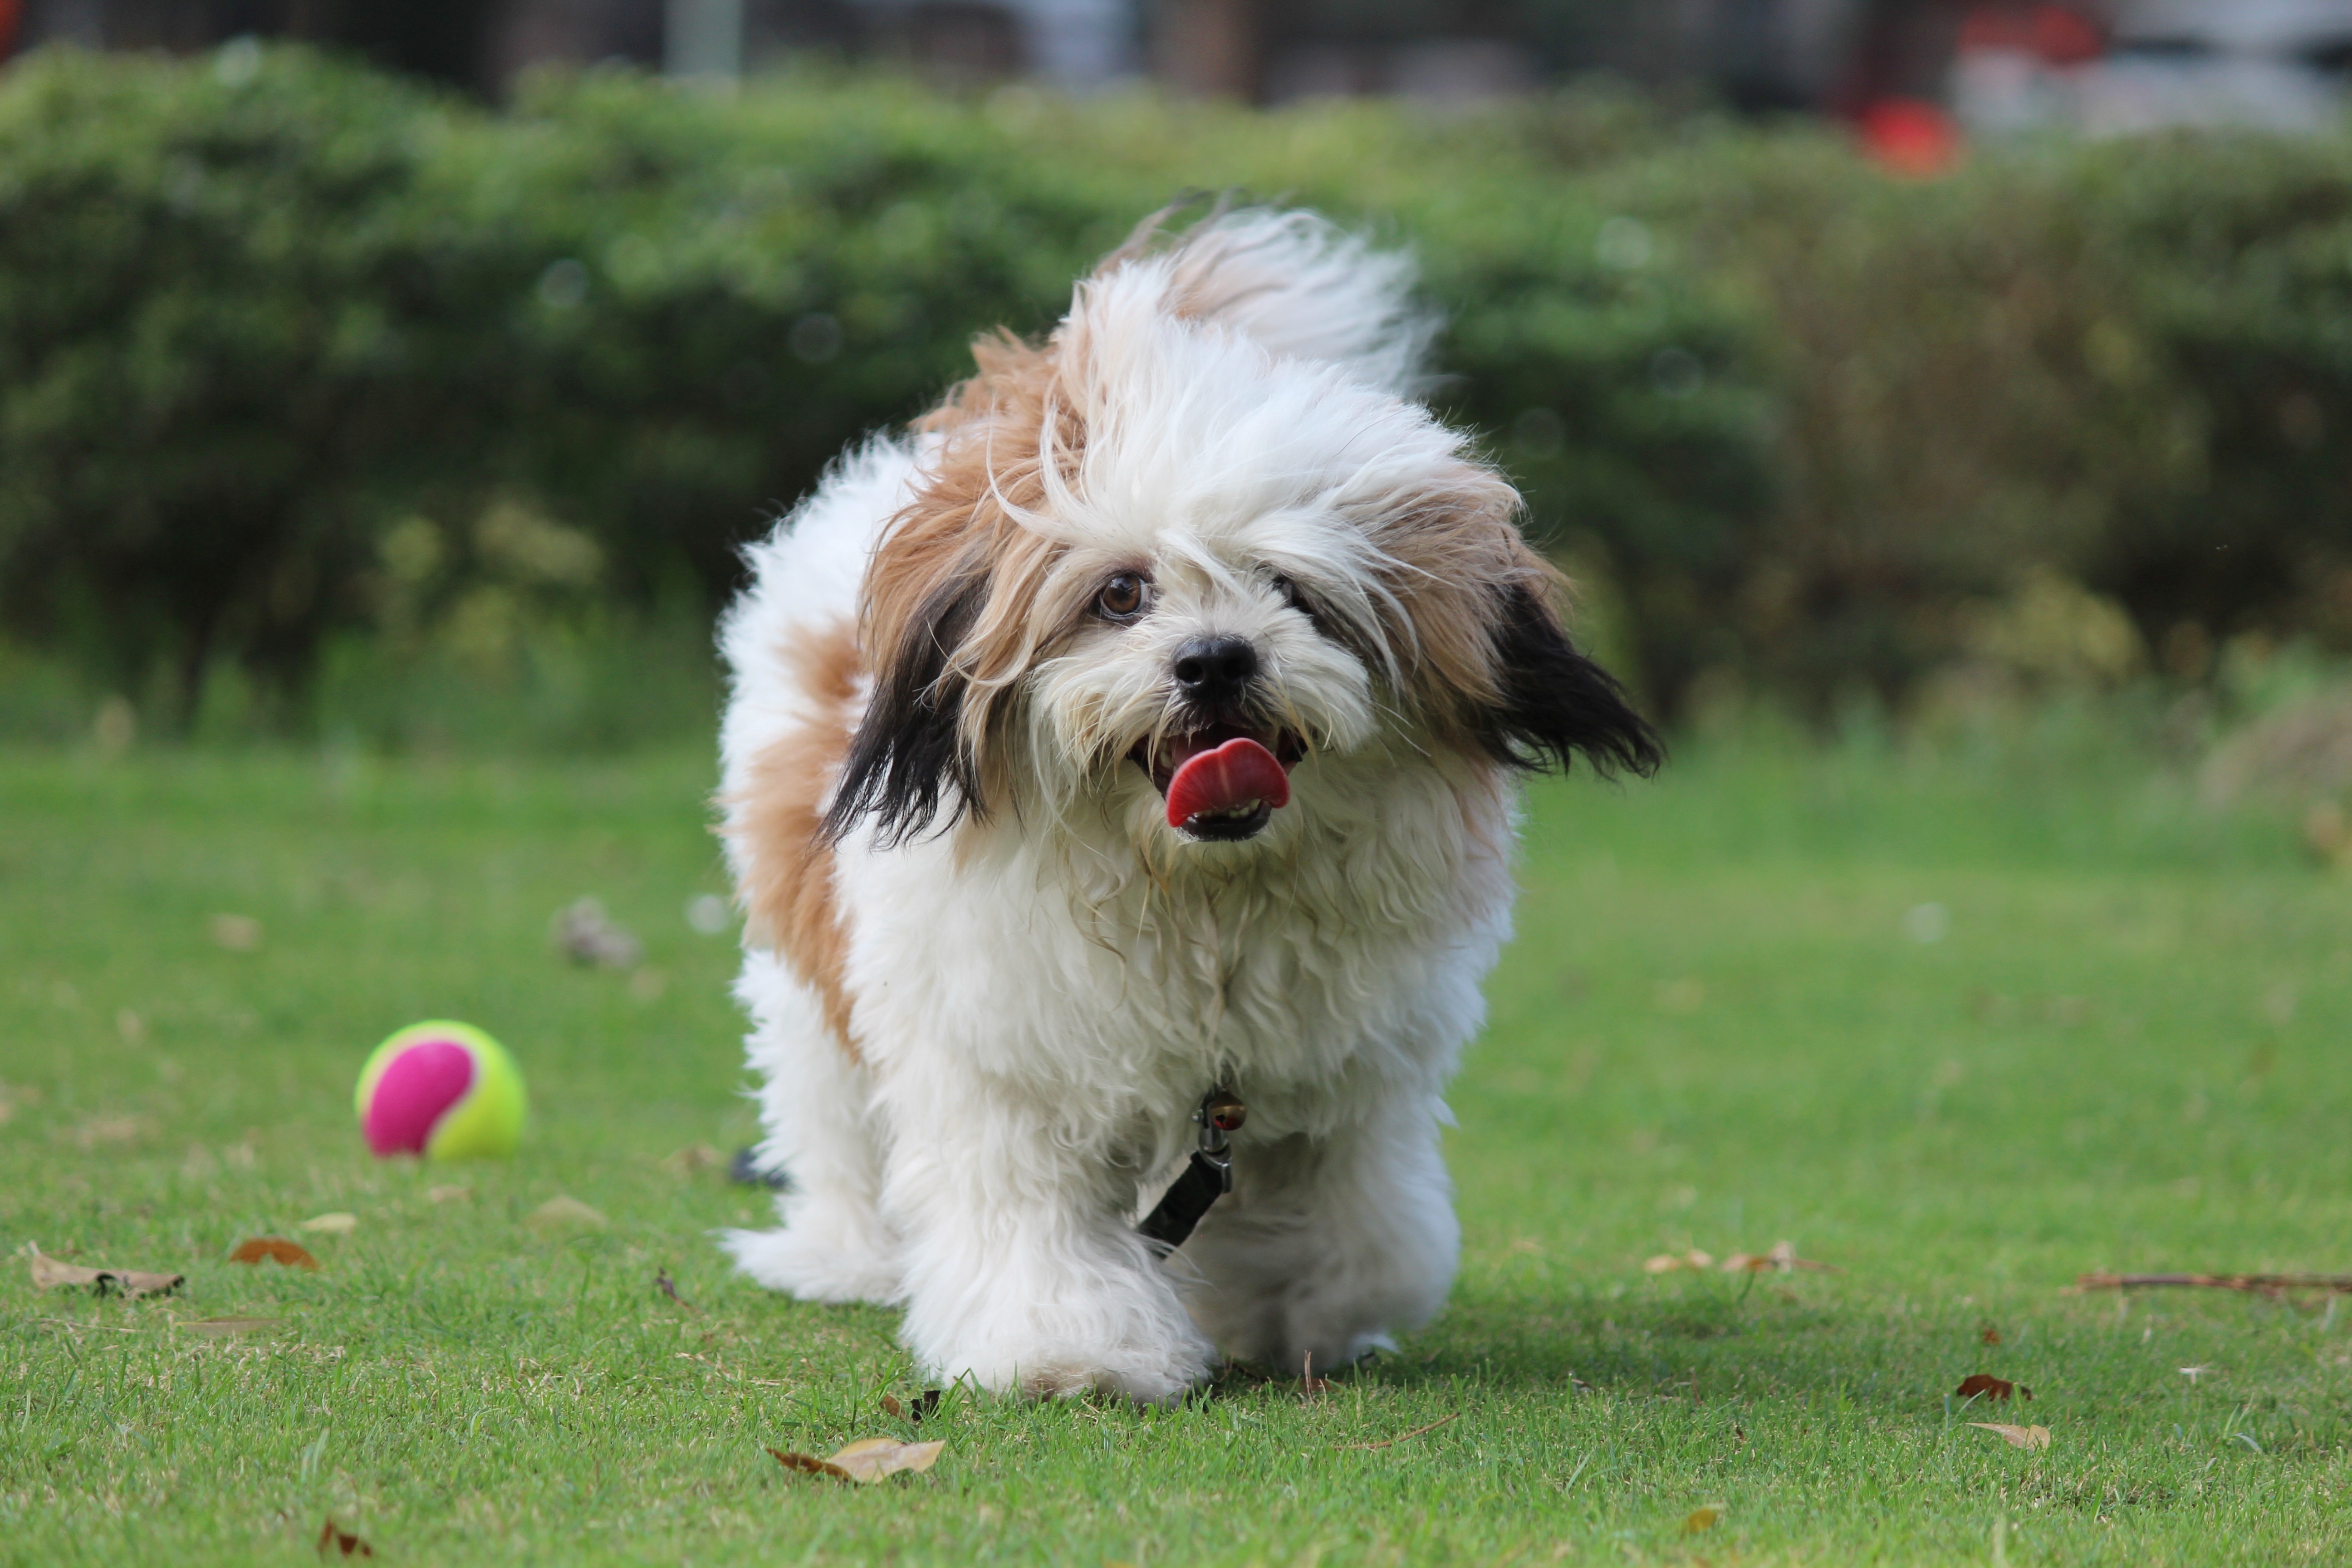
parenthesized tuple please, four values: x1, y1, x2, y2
(1165, 737, 1291, 829)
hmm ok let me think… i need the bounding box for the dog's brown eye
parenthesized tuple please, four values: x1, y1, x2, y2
(1096, 572, 1146, 620)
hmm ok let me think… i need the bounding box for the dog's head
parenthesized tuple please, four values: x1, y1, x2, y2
(824, 208, 1660, 853)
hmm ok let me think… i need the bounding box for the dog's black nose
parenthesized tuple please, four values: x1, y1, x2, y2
(1172, 636, 1259, 702)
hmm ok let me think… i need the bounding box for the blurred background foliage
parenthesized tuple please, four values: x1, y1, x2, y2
(3, 43, 2350, 752)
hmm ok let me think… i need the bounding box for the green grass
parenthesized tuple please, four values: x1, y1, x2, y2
(3, 733, 2347, 1564)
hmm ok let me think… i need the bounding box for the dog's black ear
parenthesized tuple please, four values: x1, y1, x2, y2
(1471, 581, 1663, 778)
(822, 564, 989, 847)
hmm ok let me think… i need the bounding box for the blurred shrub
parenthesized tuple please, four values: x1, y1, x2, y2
(3, 43, 2351, 745)
(0, 50, 470, 720)
(1585, 124, 2352, 714)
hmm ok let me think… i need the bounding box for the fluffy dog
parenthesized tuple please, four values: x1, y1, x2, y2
(716, 207, 1659, 1401)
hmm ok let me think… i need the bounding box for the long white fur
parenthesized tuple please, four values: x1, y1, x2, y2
(717, 211, 1519, 1401)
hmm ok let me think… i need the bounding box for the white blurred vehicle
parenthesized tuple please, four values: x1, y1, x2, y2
(1954, 0, 2352, 136)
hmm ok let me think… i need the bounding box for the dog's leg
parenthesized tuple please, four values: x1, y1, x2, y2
(877, 1064, 1216, 1403)
(719, 954, 903, 1304)
(1174, 1085, 1459, 1375)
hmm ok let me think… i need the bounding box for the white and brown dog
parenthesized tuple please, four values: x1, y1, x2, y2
(716, 207, 1658, 1401)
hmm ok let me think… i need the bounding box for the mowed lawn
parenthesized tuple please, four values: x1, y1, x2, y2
(2, 735, 2347, 1565)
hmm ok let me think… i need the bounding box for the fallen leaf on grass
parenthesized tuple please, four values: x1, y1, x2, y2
(883, 1389, 942, 1424)
(1967, 1422, 2051, 1451)
(1981, 1324, 2003, 1346)
(554, 897, 641, 970)
(1644, 1250, 1714, 1274)
(24, 1244, 182, 1297)
(2076, 1270, 2352, 1297)
(660, 1143, 722, 1177)
(209, 913, 263, 951)
(316, 1516, 374, 1558)
(768, 1439, 945, 1483)
(66, 1114, 149, 1150)
(1682, 1505, 1723, 1534)
(230, 1237, 320, 1270)
(1720, 1240, 1840, 1274)
(655, 1268, 696, 1312)
(525, 1196, 607, 1234)
(0, 1080, 41, 1126)
(1334, 1412, 1461, 1451)
(179, 1317, 283, 1338)
(1956, 1374, 2032, 1402)
(828, 1438, 946, 1481)
(298, 1213, 358, 1235)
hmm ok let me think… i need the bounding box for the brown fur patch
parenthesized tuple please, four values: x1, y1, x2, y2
(730, 619, 864, 1056)
(858, 329, 1089, 818)
(1360, 463, 1563, 740)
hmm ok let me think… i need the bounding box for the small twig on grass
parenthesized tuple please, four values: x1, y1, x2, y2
(34, 1318, 142, 1334)
(655, 1267, 699, 1313)
(2075, 1272, 2352, 1299)
(1334, 1412, 1460, 1451)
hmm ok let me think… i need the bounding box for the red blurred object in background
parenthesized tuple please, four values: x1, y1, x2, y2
(1958, 4, 2103, 67)
(0, 0, 21, 61)
(1857, 98, 1962, 177)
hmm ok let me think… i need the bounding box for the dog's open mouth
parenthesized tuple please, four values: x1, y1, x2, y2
(1132, 724, 1306, 842)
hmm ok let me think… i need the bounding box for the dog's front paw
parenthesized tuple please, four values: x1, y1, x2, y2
(911, 1302, 1214, 1404)
(721, 1208, 903, 1306)
(967, 1336, 1214, 1405)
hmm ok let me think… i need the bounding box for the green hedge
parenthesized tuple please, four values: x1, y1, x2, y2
(3, 43, 2348, 741)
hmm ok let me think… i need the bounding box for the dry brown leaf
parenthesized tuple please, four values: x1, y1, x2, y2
(24, 1244, 183, 1297)
(1980, 1324, 2003, 1346)
(28, 1253, 106, 1289)
(316, 1516, 374, 1558)
(230, 1237, 320, 1270)
(525, 1196, 607, 1233)
(1968, 1422, 2051, 1451)
(67, 1114, 149, 1151)
(827, 1437, 946, 1481)
(180, 1317, 283, 1337)
(769, 1439, 945, 1483)
(655, 1268, 696, 1313)
(209, 913, 263, 951)
(554, 898, 641, 970)
(660, 1143, 722, 1176)
(426, 1184, 471, 1204)
(1955, 1374, 2032, 1402)
(1643, 1250, 1715, 1274)
(881, 1394, 902, 1419)
(298, 1213, 358, 1235)
(1682, 1505, 1723, 1534)
(1720, 1240, 1840, 1274)
(1334, 1412, 1461, 1451)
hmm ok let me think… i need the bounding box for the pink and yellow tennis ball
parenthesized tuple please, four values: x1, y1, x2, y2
(354, 1021, 527, 1159)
